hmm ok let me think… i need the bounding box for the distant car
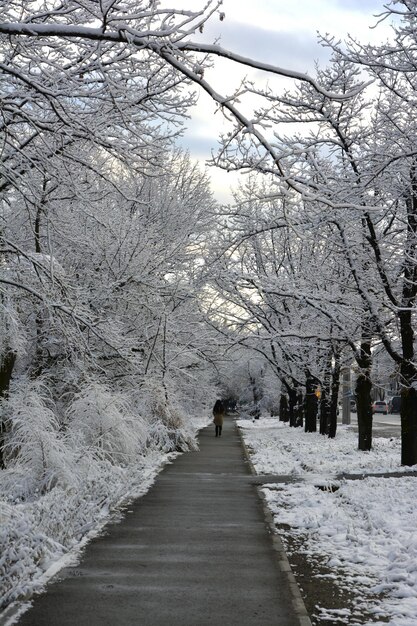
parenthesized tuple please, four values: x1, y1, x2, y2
(389, 395, 401, 414)
(372, 400, 389, 415)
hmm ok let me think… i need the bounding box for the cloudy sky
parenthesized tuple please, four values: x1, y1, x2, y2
(174, 0, 393, 202)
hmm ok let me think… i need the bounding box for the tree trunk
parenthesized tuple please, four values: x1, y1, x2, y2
(320, 351, 332, 435)
(398, 165, 417, 465)
(319, 389, 330, 435)
(328, 351, 341, 439)
(249, 373, 261, 419)
(288, 387, 297, 427)
(304, 374, 318, 433)
(0, 350, 16, 468)
(295, 388, 303, 428)
(400, 384, 417, 466)
(279, 393, 289, 422)
(399, 309, 417, 465)
(356, 340, 373, 451)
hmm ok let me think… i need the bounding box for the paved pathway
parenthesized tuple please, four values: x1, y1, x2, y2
(15, 418, 308, 626)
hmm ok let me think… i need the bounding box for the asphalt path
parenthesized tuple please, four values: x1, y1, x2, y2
(14, 418, 307, 626)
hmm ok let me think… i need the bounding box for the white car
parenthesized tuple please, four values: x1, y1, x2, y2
(372, 400, 389, 415)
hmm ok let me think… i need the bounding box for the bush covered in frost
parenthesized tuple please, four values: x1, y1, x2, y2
(2, 378, 75, 496)
(142, 377, 198, 452)
(66, 381, 148, 464)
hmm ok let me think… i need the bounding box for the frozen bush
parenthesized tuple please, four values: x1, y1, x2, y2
(142, 377, 198, 452)
(66, 382, 148, 464)
(1, 377, 74, 496)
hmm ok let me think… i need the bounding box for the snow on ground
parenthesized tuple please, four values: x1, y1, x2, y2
(239, 418, 404, 476)
(238, 418, 417, 626)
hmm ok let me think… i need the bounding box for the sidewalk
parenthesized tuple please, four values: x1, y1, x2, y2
(14, 418, 310, 626)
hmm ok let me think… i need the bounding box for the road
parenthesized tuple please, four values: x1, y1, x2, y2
(345, 412, 401, 438)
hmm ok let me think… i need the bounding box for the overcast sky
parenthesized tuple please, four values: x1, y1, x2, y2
(174, 0, 392, 202)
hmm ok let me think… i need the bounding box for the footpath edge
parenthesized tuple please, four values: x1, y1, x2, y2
(236, 420, 312, 626)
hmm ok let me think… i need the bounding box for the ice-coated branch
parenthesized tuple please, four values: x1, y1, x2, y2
(0, 22, 368, 101)
(178, 42, 369, 101)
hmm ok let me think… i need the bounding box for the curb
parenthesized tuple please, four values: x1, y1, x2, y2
(236, 422, 312, 626)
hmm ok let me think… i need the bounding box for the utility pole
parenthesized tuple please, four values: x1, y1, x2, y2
(342, 366, 351, 425)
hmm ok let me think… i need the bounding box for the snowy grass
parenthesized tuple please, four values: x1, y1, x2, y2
(238, 418, 404, 476)
(238, 418, 417, 626)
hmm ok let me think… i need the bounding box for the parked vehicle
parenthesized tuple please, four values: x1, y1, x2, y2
(388, 395, 401, 414)
(372, 400, 389, 415)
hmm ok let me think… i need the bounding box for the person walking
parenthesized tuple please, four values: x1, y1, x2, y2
(213, 399, 225, 437)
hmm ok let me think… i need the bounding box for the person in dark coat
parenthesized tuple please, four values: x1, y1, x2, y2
(213, 399, 225, 437)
